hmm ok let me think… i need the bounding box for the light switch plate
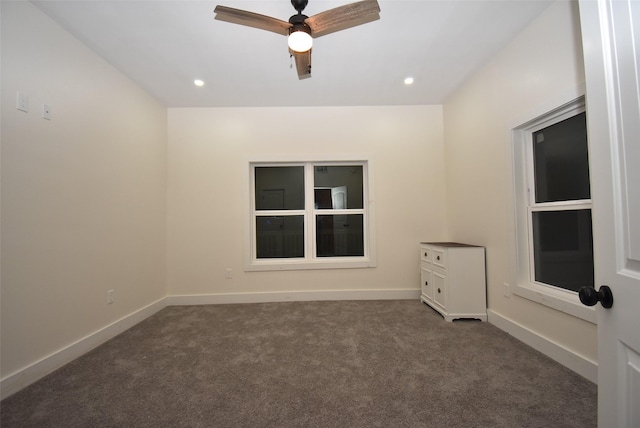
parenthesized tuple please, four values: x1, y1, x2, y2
(17, 92, 28, 112)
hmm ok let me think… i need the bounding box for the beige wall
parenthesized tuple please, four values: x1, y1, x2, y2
(1, 2, 167, 379)
(166, 106, 447, 297)
(443, 0, 597, 365)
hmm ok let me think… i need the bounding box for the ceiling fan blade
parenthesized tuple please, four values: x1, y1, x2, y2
(305, 0, 380, 38)
(214, 5, 292, 36)
(292, 50, 312, 80)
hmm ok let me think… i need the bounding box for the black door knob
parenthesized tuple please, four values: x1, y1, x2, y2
(578, 285, 613, 309)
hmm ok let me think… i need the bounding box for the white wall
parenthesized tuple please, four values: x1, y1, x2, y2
(443, 0, 597, 378)
(166, 106, 447, 300)
(0, 1, 167, 393)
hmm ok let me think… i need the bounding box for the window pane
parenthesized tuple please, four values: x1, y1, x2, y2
(255, 167, 304, 210)
(532, 209, 594, 292)
(316, 214, 364, 257)
(256, 216, 304, 258)
(314, 166, 363, 209)
(533, 112, 590, 203)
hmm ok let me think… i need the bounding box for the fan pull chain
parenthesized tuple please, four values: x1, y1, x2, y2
(290, 54, 293, 69)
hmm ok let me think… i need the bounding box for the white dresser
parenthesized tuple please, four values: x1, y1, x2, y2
(420, 242, 487, 321)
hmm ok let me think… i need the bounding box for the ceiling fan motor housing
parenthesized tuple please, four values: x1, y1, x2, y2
(289, 13, 311, 36)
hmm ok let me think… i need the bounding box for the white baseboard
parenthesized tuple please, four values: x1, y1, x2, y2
(166, 289, 421, 306)
(0, 297, 167, 400)
(487, 309, 597, 383)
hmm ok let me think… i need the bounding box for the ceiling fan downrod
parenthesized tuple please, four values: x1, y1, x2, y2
(291, 0, 308, 13)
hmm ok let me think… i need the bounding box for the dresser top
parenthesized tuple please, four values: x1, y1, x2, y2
(420, 242, 482, 248)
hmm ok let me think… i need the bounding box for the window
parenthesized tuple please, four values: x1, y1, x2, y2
(246, 160, 375, 271)
(512, 97, 596, 322)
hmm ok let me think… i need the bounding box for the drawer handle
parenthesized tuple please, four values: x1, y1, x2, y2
(437, 288, 441, 293)
(436, 255, 441, 260)
(424, 252, 428, 257)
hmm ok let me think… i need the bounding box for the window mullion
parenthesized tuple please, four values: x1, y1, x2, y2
(526, 205, 536, 284)
(315, 209, 364, 215)
(255, 210, 306, 217)
(305, 163, 315, 260)
(530, 201, 592, 212)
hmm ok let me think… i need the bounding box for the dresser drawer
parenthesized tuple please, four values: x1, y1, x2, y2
(432, 269, 446, 309)
(420, 265, 434, 302)
(432, 248, 446, 269)
(420, 245, 432, 263)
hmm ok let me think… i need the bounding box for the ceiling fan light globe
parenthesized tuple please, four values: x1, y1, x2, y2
(288, 31, 312, 52)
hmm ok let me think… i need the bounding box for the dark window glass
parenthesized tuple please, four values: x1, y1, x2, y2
(313, 166, 363, 209)
(532, 209, 594, 292)
(255, 167, 304, 210)
(533, 112, 590, 203)
(316, 214, 364, 257)
(256, 216, 304, 258)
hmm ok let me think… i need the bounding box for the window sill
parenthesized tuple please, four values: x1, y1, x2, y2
(245, 258, 377, 272)
(512, 281, 596, 324)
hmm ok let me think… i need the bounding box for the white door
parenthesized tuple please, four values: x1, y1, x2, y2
(331, 186, 348, 254)
(330, 186, 347, 210)
(579, 0, 640, 426)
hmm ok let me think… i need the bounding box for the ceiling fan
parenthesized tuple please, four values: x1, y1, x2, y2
(214, 0, 381, 79)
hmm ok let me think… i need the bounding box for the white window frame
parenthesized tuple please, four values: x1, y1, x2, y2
(244, 156, 377, 271)
(511, 96, 596, 323)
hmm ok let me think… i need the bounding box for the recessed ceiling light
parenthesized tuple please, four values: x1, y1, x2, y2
(404, 77, 414, 86)
(194, 79, 205, 87)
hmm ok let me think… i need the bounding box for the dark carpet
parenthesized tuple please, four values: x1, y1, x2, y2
(1, 300, 597, 427)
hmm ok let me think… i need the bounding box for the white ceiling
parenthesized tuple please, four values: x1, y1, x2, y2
(33, 0, 553, 108)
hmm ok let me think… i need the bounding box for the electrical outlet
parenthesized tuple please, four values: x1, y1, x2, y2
(225, 269, 232, 279)
(42, 104, 52, 120)
(107, 289, 115, 304)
